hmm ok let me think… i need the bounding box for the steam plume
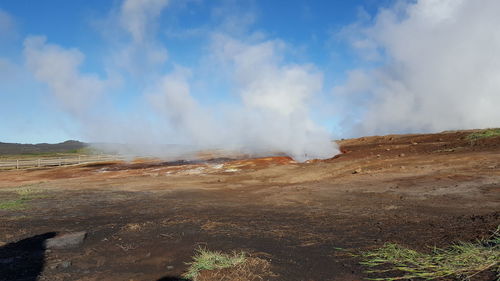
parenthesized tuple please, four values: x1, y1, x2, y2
(22, 0, 338, 161)
(334, 0, 500, 136)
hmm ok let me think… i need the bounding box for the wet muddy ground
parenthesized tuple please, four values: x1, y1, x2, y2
(1, 130, 499, 280)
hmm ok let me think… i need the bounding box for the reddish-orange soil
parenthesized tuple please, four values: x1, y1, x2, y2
(0, 130, 499, 281)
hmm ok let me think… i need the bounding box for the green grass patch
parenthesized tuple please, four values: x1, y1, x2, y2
(359, 226, 500, 280)
(183, 247, 247, 281)
(0, 186, 47, 210)
(466, 128, 500, 141)
(0, 199, 26, 210)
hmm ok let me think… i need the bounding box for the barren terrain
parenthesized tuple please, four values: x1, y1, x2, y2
(1, 130, 499, 281)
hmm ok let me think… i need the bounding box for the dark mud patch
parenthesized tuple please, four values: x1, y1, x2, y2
(1, 188, 498, 281)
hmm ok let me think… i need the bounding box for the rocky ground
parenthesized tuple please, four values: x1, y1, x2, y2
(0, 130, 499, 281)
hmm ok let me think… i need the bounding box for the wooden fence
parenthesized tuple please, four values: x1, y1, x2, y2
(0, 155, 125, 170)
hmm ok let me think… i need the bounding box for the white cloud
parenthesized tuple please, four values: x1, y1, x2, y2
(214, 35, 322, 116)
(335, 0, 500, 136)
(120, 0, 169, 43)
(23, 36, 108, 115)
(113, 0, 170, 74)
(210, 0, 257, 36)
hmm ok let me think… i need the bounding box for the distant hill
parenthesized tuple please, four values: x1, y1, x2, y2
(0, 140, 88, 155)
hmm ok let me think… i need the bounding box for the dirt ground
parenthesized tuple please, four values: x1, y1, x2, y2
(1, 130, 499, 281)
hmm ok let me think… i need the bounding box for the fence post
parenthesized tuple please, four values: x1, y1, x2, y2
(16, 159, 19, 169)
(78, 155, 81, 164)
(59, 158, 62, 166)
(38, 159, 41, 167)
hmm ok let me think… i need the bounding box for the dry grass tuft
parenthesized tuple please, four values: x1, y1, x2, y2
(182, 248, 274, 281)
(196, 257, 273, 281)
(123, 223, 143, 232)
(359, 226, 499, 280)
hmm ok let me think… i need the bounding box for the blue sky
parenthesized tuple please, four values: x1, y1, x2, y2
(1, 0, 499, 157)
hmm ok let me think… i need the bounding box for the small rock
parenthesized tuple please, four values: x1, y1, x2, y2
(385, 148, 391, 151)
(44, 231, 87, 250)
(59, 261, 71, 269)
(166, 265, 174, 270)
(352, 168, 362, 174)
(376, 154, 381, 158)
(412, 142, 418, 145)
(399, 153, 405, 157)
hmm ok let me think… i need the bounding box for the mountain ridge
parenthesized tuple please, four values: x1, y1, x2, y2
(0, 140, 88, 155)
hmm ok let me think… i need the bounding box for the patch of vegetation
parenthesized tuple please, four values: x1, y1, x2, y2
(16, 187, 46, 199)
(183, 248, 247, 281)
(467, 128, 500, 141)
(0, 199, 26, 210)
(0, 186, 47, 210)
(360, 226, 500, 280)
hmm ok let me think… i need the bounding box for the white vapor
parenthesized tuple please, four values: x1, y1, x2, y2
(334, 0, 500, 136)
(211, 34, 337, 161)
(146, 35, 339, 161)
(114, 0, 169, 74)
(147, 66, 220, 147)
(22, 0, 339, 161)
